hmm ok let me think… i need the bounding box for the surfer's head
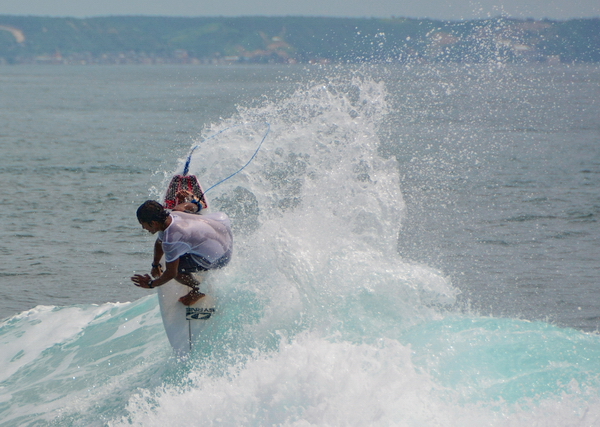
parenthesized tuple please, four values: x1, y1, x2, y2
(136, 200, 169, 225)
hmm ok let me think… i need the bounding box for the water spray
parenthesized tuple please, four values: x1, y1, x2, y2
(182, 122, 271, 194)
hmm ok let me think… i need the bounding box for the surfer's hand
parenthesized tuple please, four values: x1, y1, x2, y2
(151, 264, 163, 278)
(176, 189, 194, 204)
(131, 273, 153, 289)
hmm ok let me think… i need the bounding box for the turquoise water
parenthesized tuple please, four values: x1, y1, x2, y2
(1, 64, 599, 425)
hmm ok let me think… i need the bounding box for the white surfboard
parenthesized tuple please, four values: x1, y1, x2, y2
(157, 281, 215, 355)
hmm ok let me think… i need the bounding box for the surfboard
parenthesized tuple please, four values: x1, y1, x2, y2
(157, 280, 215, 355)
(157, 173, 215, 355)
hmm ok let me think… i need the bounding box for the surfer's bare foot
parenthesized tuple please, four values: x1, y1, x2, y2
(179, 289, 205, 306)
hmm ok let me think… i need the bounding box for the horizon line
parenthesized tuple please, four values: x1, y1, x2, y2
(1, 13, 599, 22)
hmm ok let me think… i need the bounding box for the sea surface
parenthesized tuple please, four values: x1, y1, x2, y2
(0, 63, 599, 426)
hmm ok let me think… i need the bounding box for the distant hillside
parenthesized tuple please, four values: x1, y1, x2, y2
(0, 16, 598, 64)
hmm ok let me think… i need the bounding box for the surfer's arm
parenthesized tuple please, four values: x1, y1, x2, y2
(151, 239, 164, 277)
(147, 259, 178, 288)
(153, 239, 164, 263)
(154, 259, 178, 286)
(131, 258, 178, 289)
(172, 201, 203, 213)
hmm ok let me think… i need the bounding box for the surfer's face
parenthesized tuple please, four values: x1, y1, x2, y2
(140, 221, 161, 234)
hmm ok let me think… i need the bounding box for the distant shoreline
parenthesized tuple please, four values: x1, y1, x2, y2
(0, 16, 598, 64)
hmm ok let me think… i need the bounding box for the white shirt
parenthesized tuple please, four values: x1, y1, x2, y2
(158, 211, 232, 268)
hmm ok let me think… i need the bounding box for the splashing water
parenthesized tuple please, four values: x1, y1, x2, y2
(2, 68, 600, 427)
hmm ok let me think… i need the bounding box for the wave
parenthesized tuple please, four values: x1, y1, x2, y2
(2, 68, 600, 426)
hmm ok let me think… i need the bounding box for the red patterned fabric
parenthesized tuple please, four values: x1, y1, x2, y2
(163, 175, 208, 209)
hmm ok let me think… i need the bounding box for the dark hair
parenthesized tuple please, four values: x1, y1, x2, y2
(136, 200, 169, 224)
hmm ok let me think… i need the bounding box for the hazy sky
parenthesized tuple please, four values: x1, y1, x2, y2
(1, 0, 598, 20)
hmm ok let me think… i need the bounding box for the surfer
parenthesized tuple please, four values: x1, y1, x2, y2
(131, 200, 233, 306)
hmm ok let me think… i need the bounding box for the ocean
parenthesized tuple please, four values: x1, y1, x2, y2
(0, 63, 599, 426)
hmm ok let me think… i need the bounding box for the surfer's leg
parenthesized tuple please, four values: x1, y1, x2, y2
(176, 254, 222, 305)
(175, 272, 202, 287)
(175, 272, 206, 305)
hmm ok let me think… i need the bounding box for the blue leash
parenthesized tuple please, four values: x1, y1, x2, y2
(182, 122, 270, 193)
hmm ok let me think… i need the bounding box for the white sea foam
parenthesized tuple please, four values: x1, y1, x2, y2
(113, 333, 600, 427)
(2, 67, 600, 427)
(108, 71, 600, 427)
